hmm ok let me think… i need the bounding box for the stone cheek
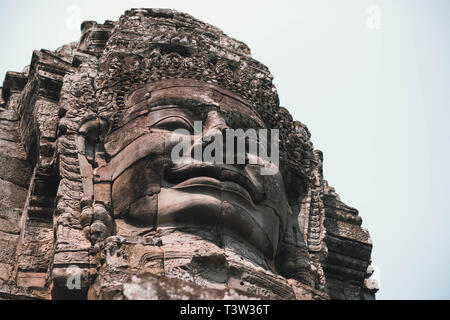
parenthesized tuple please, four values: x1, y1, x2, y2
(112, 157, 162, 220)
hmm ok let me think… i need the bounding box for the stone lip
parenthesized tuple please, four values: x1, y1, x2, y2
(167, 162, 262, 204)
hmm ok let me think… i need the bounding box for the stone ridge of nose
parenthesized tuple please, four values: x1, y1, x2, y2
(204, 110, 229, 133)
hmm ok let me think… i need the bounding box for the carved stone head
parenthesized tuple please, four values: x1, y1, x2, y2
(79, 78, 291, 262)
(44, 8, 350, 300)
(0, 7, 376, 301)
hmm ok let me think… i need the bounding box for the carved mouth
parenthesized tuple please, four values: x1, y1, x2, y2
(165, 162, 264, 204)
(172, 176, 255, 206)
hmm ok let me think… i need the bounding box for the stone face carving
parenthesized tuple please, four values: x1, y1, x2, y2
(0, 8, 377, 300)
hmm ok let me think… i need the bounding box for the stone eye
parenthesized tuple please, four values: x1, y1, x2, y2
(152, 116, 193, 133)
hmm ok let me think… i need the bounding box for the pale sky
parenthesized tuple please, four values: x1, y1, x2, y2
(1, 0, 449, 299)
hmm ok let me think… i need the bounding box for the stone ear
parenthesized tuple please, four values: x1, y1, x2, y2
(77, 117, 114, 245)
(274, 173, 317, 285)
(77, 117, 111, 165)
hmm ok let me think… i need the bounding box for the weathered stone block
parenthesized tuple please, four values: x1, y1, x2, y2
(0, 233, 19, 263)
(0, 139, 27, 161)
(0, 179, 28, 209)
(17, 272, 47, 288)
(0, 154, 32, 187)
(17, 223, 53, 272)
(0, 263, 14, 282)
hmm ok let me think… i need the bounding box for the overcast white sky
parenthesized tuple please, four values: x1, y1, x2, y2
(1, 0, 449, 299)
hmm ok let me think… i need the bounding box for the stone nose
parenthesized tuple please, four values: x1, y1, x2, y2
(190, 127, 226, 163)
(203, 109, 229, 134)
(189, 110, 230, 162)
(189, 110, 261, 165)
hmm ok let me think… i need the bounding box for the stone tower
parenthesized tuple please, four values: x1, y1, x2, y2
(0, 8, 378, 300)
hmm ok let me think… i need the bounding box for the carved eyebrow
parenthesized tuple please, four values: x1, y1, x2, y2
(148, 106, 194, 117)
(147, 105, 214, 126)
(149, 103, 219, 112)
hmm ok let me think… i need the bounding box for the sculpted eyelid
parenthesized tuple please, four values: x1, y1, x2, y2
(151, 116, 194, 130)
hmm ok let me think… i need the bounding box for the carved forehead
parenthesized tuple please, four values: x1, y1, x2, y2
(122, 79, 266, 128)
